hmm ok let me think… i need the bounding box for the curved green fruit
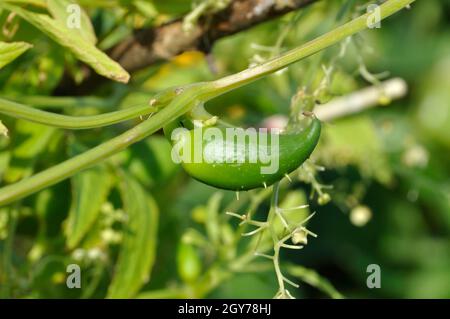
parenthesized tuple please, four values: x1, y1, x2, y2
(166, 118, 321, 191)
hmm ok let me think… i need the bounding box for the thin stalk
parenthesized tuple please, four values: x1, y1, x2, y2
(267, 183, 286, 296)
(0, 98, 158, 129)
(6, 95, 113, 110)
(0, 0, 414, 206)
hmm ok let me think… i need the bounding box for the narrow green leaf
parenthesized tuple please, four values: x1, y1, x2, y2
(286, 264, 344, 299)
(3, 121, 55, 183)
(107, 173, 159, 298)
(205, 192, 221, 247)
(46, 0, 97, 44)
(0, 41, 33, 69)
(125, 136, 180, 188)
(1, 3, 129, 83)
(65, 165, 112, 249)
(0, 152, 11, 184)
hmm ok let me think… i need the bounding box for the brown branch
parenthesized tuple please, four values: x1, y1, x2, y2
(55, 0, 318, 95)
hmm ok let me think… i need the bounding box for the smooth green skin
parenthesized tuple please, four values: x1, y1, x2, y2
(171, 119, 321, 191)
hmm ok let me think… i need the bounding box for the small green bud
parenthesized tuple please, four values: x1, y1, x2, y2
(318, 193, 331, 205)
(177, 242, 202, 284)
(292, 228, 308, 245)
(191, 206, 207, 224)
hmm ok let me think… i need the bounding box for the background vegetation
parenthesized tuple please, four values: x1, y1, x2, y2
(0, 0, 449, 298)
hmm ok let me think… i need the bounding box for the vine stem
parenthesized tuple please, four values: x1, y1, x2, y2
(269, 212, 286, 296)
(0, 98, 158, 129)
(0, 0, 414, 206)
(0, 83, 210, 205)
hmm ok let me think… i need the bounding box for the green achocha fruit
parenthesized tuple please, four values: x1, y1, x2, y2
(165, 118, 321, 191)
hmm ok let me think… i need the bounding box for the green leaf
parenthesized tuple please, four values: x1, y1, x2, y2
(65, 165, 112, 249)
(3, 121, 55, 183)
(286, 264, 344, 299)
(205, 192, 221, 247)
(0, 152, 10, 184)
(107, 173, 159, 298)
(46, 0, 97, 45)
(275, 190, 309, 235)
(1, 3, 129, 83)
(152, 0, 191, 15)
(0, 41, 33, 69)
(133, 1, 157, 19)
(125, 136, 180, 188)
(319, 115, 392, 184)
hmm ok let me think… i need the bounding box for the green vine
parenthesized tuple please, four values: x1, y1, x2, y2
(0, 0, 415, 208)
